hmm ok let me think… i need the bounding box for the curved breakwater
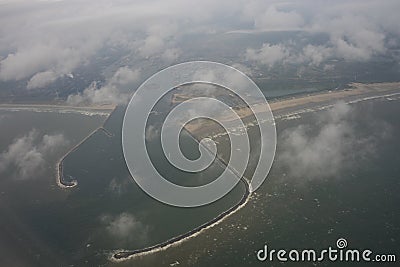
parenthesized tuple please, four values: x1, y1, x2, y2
(56, 107, 115, 188)
(56, 127, 114, 188)
(111, 121, 253, 261)
(112, 177, 251, 261)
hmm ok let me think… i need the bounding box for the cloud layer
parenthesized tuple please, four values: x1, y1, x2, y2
(101, 212, 149, 245)
(278, 102, 389, 180)
(0, 129, 69, 179)
(66, 66, 140, 105)
(244, 1, 398, 68)
(0, 0, 399, 101)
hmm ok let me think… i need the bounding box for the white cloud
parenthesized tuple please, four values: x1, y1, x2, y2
(299, 45, 333, 66)
(245, 37, 383, 68)
(161, 48, 181, 62)
(27, 70, 58, 89)
(319, 14, 387, 61)
(245, 43, 290, 68)
(242, 0, 399, 65)
(245, 42, 332, 68)
(67, 81, 124, 106)
(101, 212, 149, 245)
(138, 35, 165, 58)
(0, 130, 69, 179)
(109, 66, 140, 86)
(145, 125, 160, 142)
(253, 5, 304, 30)
(279, 102, 352, 179)
(0, 42, 95, 82)
(0, 0, 196, 87)
(0, 0, 399, 90)
(40, 133, 68, 154)
(278, 102, 387, 180)
(67, 66, 140, 105)
(108, 177, 132, 196)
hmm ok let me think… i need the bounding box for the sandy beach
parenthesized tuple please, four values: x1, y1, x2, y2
(0, 103, 116, 110)
(111, 81, 400, 261)
(0, 103, 116, 116)
(270, 82, 400, 113)
(184, 82, 400, 135)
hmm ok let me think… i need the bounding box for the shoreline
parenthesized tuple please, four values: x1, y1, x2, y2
(112, 125, 251, 261)
(111, 81, 400, 261)
(269, 82, 400, 111)
(56, 127, 114, 188)
(112, 176, 251, 262)
(184, 82, 400, 134)
(0, 101, 117, 189)
(5, 82, 397, 260)
(55, 105, 116, 188)
(0, 103, 116, 110)
(0, 103, 115, 116)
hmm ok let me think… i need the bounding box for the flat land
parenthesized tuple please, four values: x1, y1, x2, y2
(0, 103, 115, 113)
(184, 82, 400, 135)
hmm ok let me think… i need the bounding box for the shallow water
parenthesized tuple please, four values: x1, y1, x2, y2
(0, 97, 398, 266)
(0, 110, 106, 266)
(113, 98, 400, 267)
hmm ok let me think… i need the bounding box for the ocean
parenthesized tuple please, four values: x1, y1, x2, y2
(0, 96, 398, 266)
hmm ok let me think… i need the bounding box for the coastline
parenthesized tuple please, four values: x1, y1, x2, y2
(0, 101, 117, 189)
(55, 103, 116, 188)
(112, 178, 251, 261)
(270, 82, 400, 112)
(56, 126, 114, 189)
(0, 103, 115, 110)
(0, 102, 117, 189)
(184, 82, 400, 134)
(111, 81, 400, 261)
(0, 103, 115, 116)
(5, 82, 397, 261)
(112, 125, 252, 261)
